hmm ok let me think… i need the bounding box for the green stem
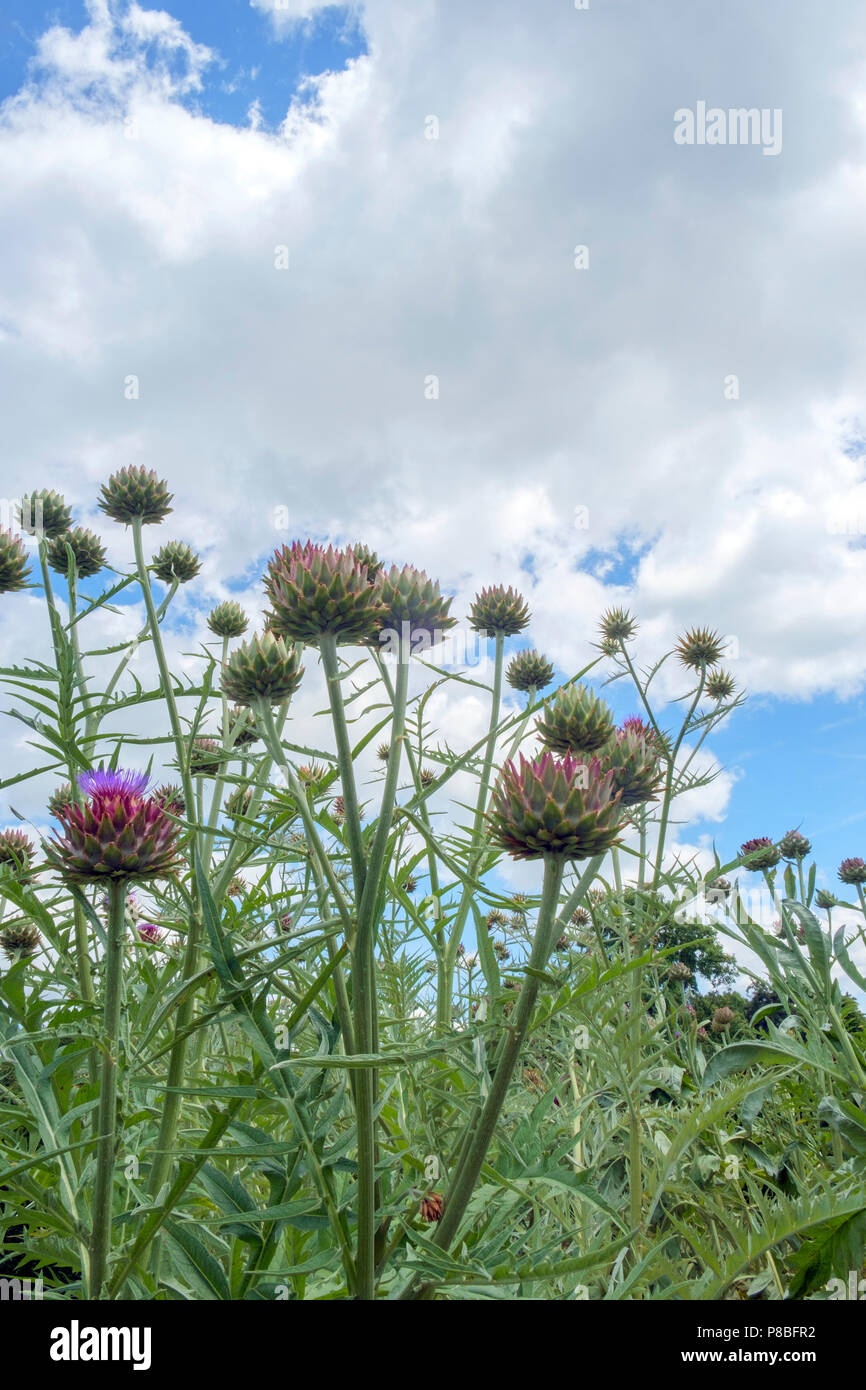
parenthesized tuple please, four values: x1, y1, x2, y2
(66, 570, 93, 719)
(438, 631, 505, 1030)
(637, 806, 647, 890)
(89, 878, 126, 1297)
(86, 583, 178, 745)
(201, 637, 230, 872)
(627, 938, 644, 1244)
(319, 633, 366, 896)
(256, 702, 354, 937)
(130, 520, 197, 823)
(427, 855, 566, 1259)
(38, 547, 95, 1014)
(131, 521, 203, 1201)
(651, 666, 706, 888)
(352, 647, 410, 1299)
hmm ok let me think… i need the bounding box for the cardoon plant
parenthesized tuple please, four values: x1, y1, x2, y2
(265, 542, 385, 645)
(47, 767, 181, 1297)
(0, 529, 31, 593)
(5, 464, 864, 1307)
(506, 648, 555, 695)
(46, 527, 107, 578)
(537, 683, 616, 755)
(17, 489, 73, 539)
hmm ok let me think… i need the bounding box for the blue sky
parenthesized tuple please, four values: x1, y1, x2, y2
(0, 1, 365, 125)
(2, 0, 866, 936)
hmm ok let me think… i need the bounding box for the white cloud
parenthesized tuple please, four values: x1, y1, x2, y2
(3, 0, 866, 853)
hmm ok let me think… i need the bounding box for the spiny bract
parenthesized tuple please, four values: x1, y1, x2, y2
(506, 649, 555, 693)
(152, 540, 201, 585)
(536, 684, 616, 755)
(221, 632, 304, 707)
(98, 467, 173, 526)
(17, 490, 72, 539)
(488, 751, 625, 861)
(265, 542, 386, 645)
(46, 528, 106, 579)
(468, 585, 530, 636)
(208, 600, 249, 639)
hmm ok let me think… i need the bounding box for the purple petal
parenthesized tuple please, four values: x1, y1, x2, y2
(79, 766, 150, 799)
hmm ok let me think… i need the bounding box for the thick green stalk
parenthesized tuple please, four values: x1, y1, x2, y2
(651, 666, 706, 888)
(637, 806, 647, 889)
(797, 860, 807, 905)
(437, 631, 506, 1029)
(352, 648, 410, 1299)
(429, 854, 566, 1255)
(374, 652, 448, 1014)
(201, 636, 230, 872)
(319, 633, 367, 896)
(89, 878, 127, 1297)
(627, 937, 644, 1244)
(86, 583, 178, 745)
(210, 703, 289, 902)
(132, 520, 203, 1201)
(256, 702, 354, 937)
(66, 570, 93, 719)
(397, 853, 602, 1302)
(38, 548, 95, 1013)
(130, 520, 197, 819)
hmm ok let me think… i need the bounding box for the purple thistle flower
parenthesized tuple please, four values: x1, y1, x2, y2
(47, 769, 180, 884)
(138, 923, 162, 945)
(79, 766, 150, 800)
(621, 716, 652, 738)
(739, 836, 780, 870)
(838, 857, 866, 885)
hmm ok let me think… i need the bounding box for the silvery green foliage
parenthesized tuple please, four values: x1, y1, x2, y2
(0, 478, 862, 1301)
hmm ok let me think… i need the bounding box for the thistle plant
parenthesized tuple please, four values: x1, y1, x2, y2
(151, 540, 201, 585)
(468, 584, 530, 636)
(0, 470, 863, 1307)
(265, 542, 385, 644)
(0, 529, 31, 593)
(506, 648, 555, 695)
(488, 752, 626, 859)
(18, 489, 73, 538)
(207, 600, 249, 638)
(98, 466, 173, 526)
(46, 527, 107, 578)
(0, 829, 35, 879)
(221, 632, 304, 706)
(537, 683, 616, 754)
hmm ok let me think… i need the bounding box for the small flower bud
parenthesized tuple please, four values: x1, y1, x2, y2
(152, 540, 201, 585)
(739, 837, 780, 871)
(47, 527, 107, 578)
(469, 584, 530, 636)
(0, 530, 31, 594)
(675, 627, 726, 671)
(18, 490, 72, 539)
(207, 600, 249, 639)
(98, 466, 173, 525)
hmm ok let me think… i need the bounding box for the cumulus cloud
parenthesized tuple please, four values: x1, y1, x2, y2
(2, 0, 866, 865)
